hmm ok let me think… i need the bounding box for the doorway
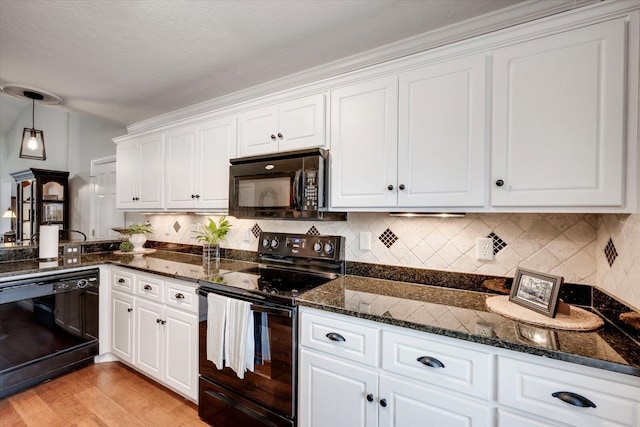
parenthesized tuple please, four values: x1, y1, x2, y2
(90, 156, 123, 238)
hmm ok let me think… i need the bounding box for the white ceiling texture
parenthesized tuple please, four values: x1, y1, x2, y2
(0, 0, 592, 136)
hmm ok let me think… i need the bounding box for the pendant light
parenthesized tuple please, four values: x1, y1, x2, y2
(20, 91, 47, 160)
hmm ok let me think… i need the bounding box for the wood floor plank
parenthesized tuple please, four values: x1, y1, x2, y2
(0, 362, 206, 427)
(6, 389, 65, 427)
(0, 398, 27, 427)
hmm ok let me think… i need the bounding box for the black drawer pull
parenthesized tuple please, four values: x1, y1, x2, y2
(325, 332, 346, 342)
(117, 278, 125, 283)
(417, 356, 445, 368)
(143, 284, 152, 291)
(366, 394, 374, 402)
(175, 293, 185, 300)
(552, 391, 596, 408)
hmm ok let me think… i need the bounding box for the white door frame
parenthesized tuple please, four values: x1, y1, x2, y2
(90, 155, 124, 238)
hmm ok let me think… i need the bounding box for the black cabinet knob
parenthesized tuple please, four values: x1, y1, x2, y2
(379, 398, 387, 408)
(191, 194, 195, 199)
(495, 179, 504, 187)
(387, 185, 394, 191)
(270, 134, 276, 140)
(552, 391, 596, 408)
(366, 394, 374, 402)
(399, 184, 406, 190)
(195, 194, 200, 199)
(127, 308, 132, 313)
(277, 132, 283, 139)
(156, 318, 161, 323)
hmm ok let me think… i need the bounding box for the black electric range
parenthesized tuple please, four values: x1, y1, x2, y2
(199, 231, 345, 306)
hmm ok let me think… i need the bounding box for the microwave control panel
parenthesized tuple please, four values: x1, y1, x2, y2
(303, 170, 318, 210)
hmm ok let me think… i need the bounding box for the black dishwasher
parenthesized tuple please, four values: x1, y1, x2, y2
(0, 268, 100, 398)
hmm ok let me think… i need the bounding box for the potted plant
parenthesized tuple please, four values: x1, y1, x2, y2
(193, 216, 232, 262)
(127, 222, 154, 252)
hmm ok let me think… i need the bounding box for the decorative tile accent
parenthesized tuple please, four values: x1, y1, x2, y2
(307, 226, 320, 236)
(173, 221, 181, 233)
(604, 238, 618, 267)
(488, 232, 507, 255)
(379, 229, 398, 248)
(251, 224, 262, 238)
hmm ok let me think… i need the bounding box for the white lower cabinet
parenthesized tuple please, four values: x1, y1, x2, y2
(109, 267, 198, 402)
(110, 290, 134, 364)
(299, 348, 378, 427)
(298, 307, 492, 427)
(299, 307, 640, 427)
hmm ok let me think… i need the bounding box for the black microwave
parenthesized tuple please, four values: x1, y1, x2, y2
(229, 148, 347, 221)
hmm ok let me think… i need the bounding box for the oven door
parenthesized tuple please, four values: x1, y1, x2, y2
(198, 290, 296, 418)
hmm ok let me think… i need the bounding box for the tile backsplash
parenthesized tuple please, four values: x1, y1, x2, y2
(144, 212, 639, 311)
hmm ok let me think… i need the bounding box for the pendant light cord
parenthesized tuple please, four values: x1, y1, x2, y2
(31, 98, 35, 129)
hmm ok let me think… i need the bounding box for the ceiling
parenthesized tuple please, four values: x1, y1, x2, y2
(1, 0, 579, 135)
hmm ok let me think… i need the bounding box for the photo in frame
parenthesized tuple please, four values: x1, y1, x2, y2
(509, 268, 564, 318)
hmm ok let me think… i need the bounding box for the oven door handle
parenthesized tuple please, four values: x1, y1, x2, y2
(251, 304, 292, 318)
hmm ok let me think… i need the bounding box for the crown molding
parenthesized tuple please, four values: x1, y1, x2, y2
(126, 0, 600, 134)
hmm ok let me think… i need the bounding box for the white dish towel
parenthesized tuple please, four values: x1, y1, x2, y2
(206, 293, 227, 370)
(224, 297, 255, 379)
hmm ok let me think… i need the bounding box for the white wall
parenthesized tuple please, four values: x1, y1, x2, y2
(0, 104, 126, 235)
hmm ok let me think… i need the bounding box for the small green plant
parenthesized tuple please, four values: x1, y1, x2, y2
(193, 216, 232, 246)
(119, 241, 134, 252)
(127, 222, 154, 235)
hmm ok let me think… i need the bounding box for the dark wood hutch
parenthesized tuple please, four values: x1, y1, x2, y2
(9, 168, 70, 242)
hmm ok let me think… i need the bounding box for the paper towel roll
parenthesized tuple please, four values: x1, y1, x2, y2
(39, 225, 59, 260)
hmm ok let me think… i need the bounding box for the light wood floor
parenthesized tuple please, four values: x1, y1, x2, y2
(0, 362, 208, 426)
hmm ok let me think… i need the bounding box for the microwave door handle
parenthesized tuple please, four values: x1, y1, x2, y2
(293, 170, 304, 211)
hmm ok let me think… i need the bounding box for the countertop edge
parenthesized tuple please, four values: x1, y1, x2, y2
(296, 300, 640, 378)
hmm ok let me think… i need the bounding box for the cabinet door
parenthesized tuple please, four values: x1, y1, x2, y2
(378, 374, 491, 427)
(135, 298, 163, 380)
(165, 124, 198, 209)
(398, 54, 486, 207)
(238, 104, 279, 157)
(138, 132, 164, 208)
(111, 290, 134, 364)
(278, 94, 326, 152)
(299, 348, 378, 427)
(491, 19, 625, 207)
(330, 76, 398, 208)
(196, 115, 237, 210)
(163, 307, 198, 400)
(115, 139, 139, 208)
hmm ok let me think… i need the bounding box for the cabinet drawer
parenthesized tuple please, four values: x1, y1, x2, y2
(497, 409, 570, 427)
(498, 356, 640, 427)
(112, 268, 134, 293)
(382, 329, 492, 400)
(300, 309, 379, 367)
(136, 274, 164, 302)
(165, 281, 197, 314)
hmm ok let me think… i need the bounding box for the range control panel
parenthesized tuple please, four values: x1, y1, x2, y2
(258, 232, 345, 261)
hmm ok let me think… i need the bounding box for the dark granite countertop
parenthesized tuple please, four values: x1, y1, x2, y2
(0, 251, 256, 285)
(297, 276, 640, 378)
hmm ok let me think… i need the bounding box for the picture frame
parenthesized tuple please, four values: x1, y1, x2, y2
(509, 267, 564, 318)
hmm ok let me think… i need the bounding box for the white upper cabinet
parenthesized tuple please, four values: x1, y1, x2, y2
(491, 19, 626, 208)
(398, 54, 487, 207)
(165, 115, 236, 210)
(331, 54, 487, 209)
(330, 76, 399, 208)
(238, 94, 326, 157)
(116, 131, 164, 210)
